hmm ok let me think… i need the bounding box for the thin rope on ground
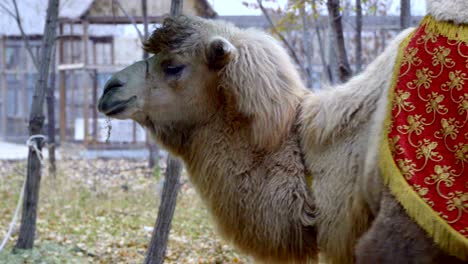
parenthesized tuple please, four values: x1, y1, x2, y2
(0, 176, 26, 252)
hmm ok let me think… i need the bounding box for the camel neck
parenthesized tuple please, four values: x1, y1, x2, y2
(180, 115, 316, 262)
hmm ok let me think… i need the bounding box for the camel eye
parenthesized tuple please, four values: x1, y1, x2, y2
(163, 65, 185, 76)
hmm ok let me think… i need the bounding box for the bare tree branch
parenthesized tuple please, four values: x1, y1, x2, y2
(113, 0, 144, 41)
(0, 2, 16, 18)
(256, 0, 308, 78)
(11, 0, 40, 70)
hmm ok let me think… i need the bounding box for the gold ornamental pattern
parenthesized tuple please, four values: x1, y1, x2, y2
(387, 18, 468, 239)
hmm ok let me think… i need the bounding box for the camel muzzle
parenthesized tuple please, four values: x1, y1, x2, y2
(98, 77, 137, 117)
(103, 77, 125, 95)
(98, 95, 136, 117)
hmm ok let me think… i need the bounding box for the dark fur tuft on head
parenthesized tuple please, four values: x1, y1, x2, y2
(143, 15, 201, 54)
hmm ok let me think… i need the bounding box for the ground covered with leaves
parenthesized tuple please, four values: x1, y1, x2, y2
(0, 157, 250, 263)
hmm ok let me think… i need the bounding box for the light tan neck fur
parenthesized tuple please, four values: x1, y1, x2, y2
(159, 111, 317, 263)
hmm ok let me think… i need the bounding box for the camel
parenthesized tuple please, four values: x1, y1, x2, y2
(98, 1, 468, 263)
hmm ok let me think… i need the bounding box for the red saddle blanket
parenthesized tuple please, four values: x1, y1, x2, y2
(381, 16, 468, 260)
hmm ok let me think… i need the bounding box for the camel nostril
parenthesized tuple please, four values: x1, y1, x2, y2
(103, 78, 125, 95)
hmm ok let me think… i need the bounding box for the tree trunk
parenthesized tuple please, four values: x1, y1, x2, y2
(47, 43, 57, 177)
(144, 1, 184, 263)
(15, 0, 59, 250)
(144, 156, 182, 264)
(355, 0, 363, 73)
(400, 0, 411, 29)
(300, 2, 313, 89)
(327, 0, 352, 83)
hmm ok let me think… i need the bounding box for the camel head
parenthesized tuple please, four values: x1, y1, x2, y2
(98, 16, 307, 154)
(97, 17, 235, 130)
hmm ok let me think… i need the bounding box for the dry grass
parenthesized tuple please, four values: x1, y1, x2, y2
(0, 158, 251, 263)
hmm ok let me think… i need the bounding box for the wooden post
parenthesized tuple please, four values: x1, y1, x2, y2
(92, 41, 97, 65)
(1, 36, 7, 140)
(70, 23, 74, 64)
(131, 21, 137, 144)
(110, 37, 115, 65)
(58, 71, 66, 141)
(92, 40, 98, 145)
(92, 70, 98, 144)
(83, 74, 90, 145)
(59, 23, 67, 142)
(82, 21, 89, 66)
(70, 71, 75, 137)
(82, 20, 89, 145)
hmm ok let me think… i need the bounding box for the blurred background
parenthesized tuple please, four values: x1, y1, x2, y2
(0, 0, 425, 148)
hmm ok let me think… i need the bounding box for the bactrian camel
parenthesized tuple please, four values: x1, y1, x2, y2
(98, 1, 468, 262)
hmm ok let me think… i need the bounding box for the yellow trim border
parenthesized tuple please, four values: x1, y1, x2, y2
(379, 18, 468, 261)
(422, 15, 468, 42)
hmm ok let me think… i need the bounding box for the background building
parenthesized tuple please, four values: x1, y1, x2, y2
(0, 0, 420, 145)
(0, 0, 215, 144)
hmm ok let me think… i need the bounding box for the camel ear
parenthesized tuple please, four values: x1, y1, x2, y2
(206, 36, 236, 70)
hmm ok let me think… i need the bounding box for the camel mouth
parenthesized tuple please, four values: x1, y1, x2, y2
(99, 96, 137, 117)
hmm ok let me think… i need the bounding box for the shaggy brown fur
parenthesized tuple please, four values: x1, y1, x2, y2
(98, 15, 466, 263)
(185, 116, 317, 263)
(356, 190, 465, 264)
